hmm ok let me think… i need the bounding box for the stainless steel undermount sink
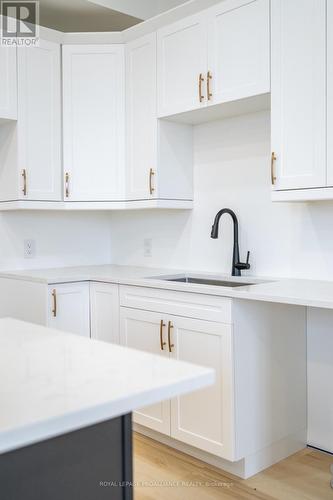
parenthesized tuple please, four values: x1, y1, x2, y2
(148, 274, 265, 288)
(165, 276, 254, 287)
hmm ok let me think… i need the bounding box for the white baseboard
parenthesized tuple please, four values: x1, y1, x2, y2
(134, 423, 307, 479)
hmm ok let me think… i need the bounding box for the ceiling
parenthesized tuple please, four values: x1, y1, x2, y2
(38, 0, 187, 33)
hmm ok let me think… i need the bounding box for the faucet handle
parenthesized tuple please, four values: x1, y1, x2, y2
(235, 251, 251, 271)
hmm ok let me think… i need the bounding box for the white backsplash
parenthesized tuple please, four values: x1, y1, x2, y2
(0, 211, 112, 270)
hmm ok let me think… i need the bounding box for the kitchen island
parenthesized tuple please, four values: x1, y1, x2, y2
(0, 318, 213, 500)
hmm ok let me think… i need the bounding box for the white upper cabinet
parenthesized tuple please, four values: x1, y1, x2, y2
(126, 34, 193, 201)
(126, 33, 157, 200)
(17, 39, 62, 200)
(271, 0, 326, 191)
(0, 38, 61, 202)
(207, 0, 270, 105)
(327, 1, 333, 187)
(157, 13, 207, 117)
(63, 45, 125, 201)
(0, 45, 17, 120)
(157, 0, 270, 118)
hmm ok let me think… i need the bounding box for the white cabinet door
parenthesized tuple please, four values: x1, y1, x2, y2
(0, 45, 17, 120)
(271, 0, 326, 190)
(327, 0, 333, 186)
(207, 0, 270, 105)
(17, 39, 62, 200)
(47, 283, 90, 337)
(63, 45, 125, 201)
(170, 316, 235, 460)
(126, 34, 158, 200)
(157, 13, 207, 117)
(90, 283, 119, 344)
(120, 307, 171, 435)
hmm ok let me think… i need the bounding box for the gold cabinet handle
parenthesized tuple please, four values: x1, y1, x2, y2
(167, 321, 174, 353)
(51, 289, 57, 317)
(198, 73, 205, 102)
(149, 168, 155, 195)
(207, 71, 213, 100)
(65, 172, 70, 198)
(160, 320, 166, 351)
(271, 152, 277, 185)
(22, 169, 27, 196)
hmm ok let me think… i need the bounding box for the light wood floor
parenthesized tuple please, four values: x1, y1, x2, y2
(133, 433, 333, 500)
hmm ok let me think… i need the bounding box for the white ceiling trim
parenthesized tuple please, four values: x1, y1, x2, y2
(87, 0, 187, 21)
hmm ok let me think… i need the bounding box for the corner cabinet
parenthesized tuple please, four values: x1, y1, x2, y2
(157, 0, 270, 118)
(0, 39, 62, 202)
(126, 34, 193, 201)
(0, 44, 17, 121)
(62, 45, 125, 201)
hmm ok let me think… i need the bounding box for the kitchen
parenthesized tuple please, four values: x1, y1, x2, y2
(0, 0, 332, 498)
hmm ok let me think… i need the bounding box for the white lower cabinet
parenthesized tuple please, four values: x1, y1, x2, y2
(90, 282, 120, 344)
(47, 283, 90, 337)
(120, 305, 235, 459)
(120, 285, 307, 468)
(120, 308, 171, 435)
(170, 316, 234, 458)
(0, 276, 307, 474)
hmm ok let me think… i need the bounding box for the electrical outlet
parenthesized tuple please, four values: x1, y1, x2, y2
(24, 239, 36, 259)
(144, 238, 152, 258)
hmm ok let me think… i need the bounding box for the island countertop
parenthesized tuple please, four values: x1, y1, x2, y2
(0, 318, 213, 455)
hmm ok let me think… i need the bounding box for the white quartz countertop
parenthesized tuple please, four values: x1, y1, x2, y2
(2, 264, 333, 309)
(0, 318, 213, 455)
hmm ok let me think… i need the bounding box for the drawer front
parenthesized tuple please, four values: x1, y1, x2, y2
(119, 285, 232, 323)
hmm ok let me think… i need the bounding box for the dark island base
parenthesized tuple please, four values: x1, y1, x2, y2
(0, 413, 133, 500)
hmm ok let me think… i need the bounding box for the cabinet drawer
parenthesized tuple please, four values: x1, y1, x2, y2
(119, 285, 232, 323)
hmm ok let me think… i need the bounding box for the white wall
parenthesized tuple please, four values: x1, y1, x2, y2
(110, 110, 333, 281)
(0, 211, 112, 270)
